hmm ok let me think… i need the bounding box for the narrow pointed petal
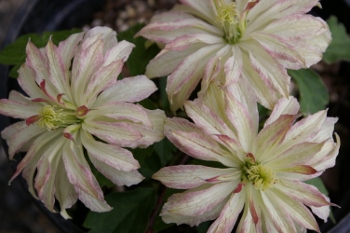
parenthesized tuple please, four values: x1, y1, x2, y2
(161, 182, 235, 222)
(81, 131, 140, 172)
(165, 118, 238, 166)
(93, 75, 157, 107)
(55, 160, 78, 211)
(153, 165, 239, 189)
(208, 192, 246, 233)
(264, 97, 299, 127)
(62, 141, 104, 200)
(83, 120, 142, 147)
(75, 187, 112, 212)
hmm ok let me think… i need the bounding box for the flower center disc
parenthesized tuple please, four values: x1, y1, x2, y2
(243, 162, 276, 191)
(215, 0, 245, 44)
(37, 105, 81, 130)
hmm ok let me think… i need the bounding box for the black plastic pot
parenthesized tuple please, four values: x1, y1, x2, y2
(0, 0, 105, 232)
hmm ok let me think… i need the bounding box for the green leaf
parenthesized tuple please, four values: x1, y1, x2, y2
(131, 146, 159, 179)
(84, 188, 156, 233)
(288, 69, 329, 115)
(0, 29, 81, 78)
(323, 16, 350, 63)
(154, 138, 176, 167)
(117, 24, 160, 76)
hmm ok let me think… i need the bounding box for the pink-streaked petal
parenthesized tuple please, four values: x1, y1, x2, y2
(311, 117, 338, 143)
(179, 0, 216, 23)
(62, 140, 104, 201)
(258, 190, 297, 233)
(17, 64, 47, 99)
(269, 141, 324, 168)
(184, 100, 236, 139)
(85, 60, 124, 105)
(81, 131, 140, 172)
(93, 75, 157, 107)
(208, 192, 246, 233)
(246, 42, 290, 99)
(10, 130, 63, 188)
(54, 160, 78, 211)
(165, 34, 224, 51)
(103, 39, 134, 64)
(81, 26, 117, 50)
(224, 46, 243, 85)
(271, 187, 320, 232)
(246, 0, 320, 34)
(120, 108, 165, 148)
(312, 134, 340, 171)
(162, 182, 235, 219)
(83, 120, 142, 147)
(146, 46, 198, 78)
(252, 32, 307, 70)
(88, 102, 152, 127)
(5, 122, 45, 159)
(153, 165, 239, 189)
(310, 194, 331, 223)
(264, 14, 328, 40)
(276, 180, 331, 208)
(71, 39, 104, 106)
(256, 115, 295, 162)
(224, 90, 257, 152)
(0, 97, 41, 119)
(25, 40, 49, 83)
(45, 38, 69, 95)
(161, 195, 227, 227)
(167, 44, 224, 111)
(137, 10, 221, 43)
(57, 32, 84, 75)
(241, 52, 281, 109)
(89, 154, 144, 186)
(35, 137, 64, 211)
(264, 96, 299, 127)
(284, 110, 328, 144)
(165, 117, 238, 167)
(75, 187, 112, 212)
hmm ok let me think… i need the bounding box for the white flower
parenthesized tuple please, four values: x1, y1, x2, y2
(137, 0, 331, 111)
(153, 81, 339, 232)
(0, 26, 165, 216)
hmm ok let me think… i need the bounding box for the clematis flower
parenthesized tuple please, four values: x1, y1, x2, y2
(0, 26, 165, 216)
(137, 0, 331, 111)
(153, 81, 340, 232)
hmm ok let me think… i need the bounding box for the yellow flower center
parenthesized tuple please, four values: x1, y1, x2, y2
(37, 105, 81, 131)
(216, 2, 239, 25)
(214, 0, 246, 44)
(246, 164, 275, 190)
(242, 160, 276, 191)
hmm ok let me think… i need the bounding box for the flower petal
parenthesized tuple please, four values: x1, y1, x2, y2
(81, 131, 140, 172)
(208, 192, 246, 233)
(83, 120, 142, 147)
(165, 118, 238, 166)
(93, 75, 157, 107)
(153, 165, 239, 189)
(161, 182, 235, 223)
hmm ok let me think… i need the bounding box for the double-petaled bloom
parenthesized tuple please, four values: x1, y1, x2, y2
(154, 81, 340, 232)
(0, 27, 165, 216)
(137, 0, 331, 111)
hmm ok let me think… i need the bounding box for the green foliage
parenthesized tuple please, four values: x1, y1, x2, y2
(0, 29, 81, 78)
(323, 16, 350, 63)
(117, 24, 160, 76)
(288, 69, 329, 115)
(84, 188, 156, 233)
